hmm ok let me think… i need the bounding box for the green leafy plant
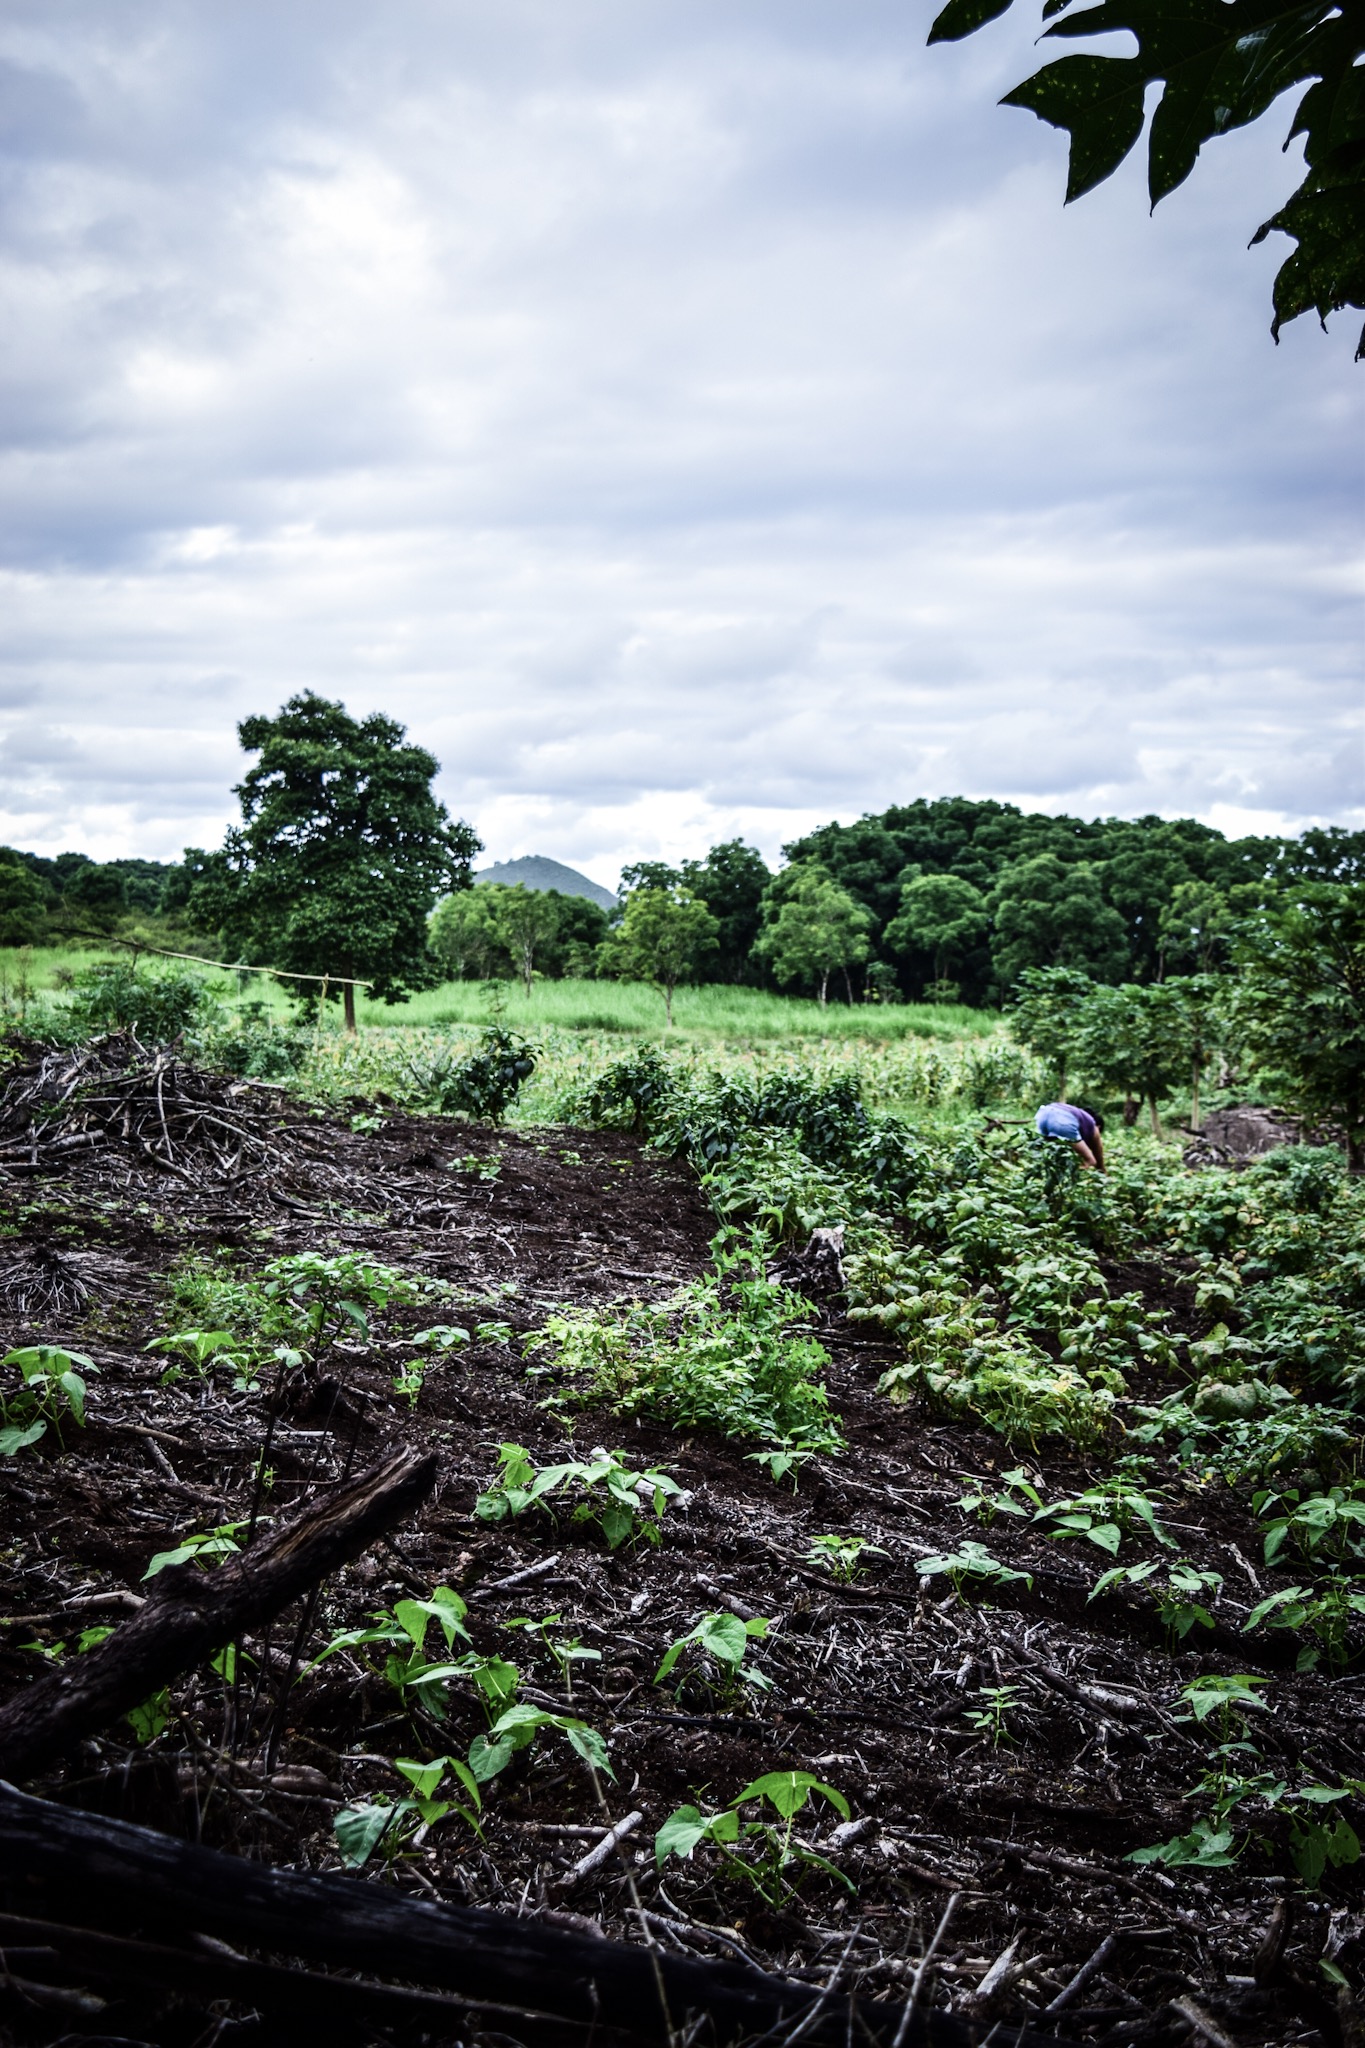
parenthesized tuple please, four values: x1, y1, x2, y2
(528, 1229, 843, 1456)
(448, 1152, 502, 1182)
(473, 1443, 681, 1550)
(1032, 1470, 1174, 1557)
(1130, 1769, 1364, 1885)
(655, 1771, 851, 1905)
(468, 1702, 614, 1786)
(1176, 1673, 1270, 1739)
(0, 1345, 97, 1454)
(746, 1439, 819, 1488)
(420, 1028, 537, 1123)
(143, 1522, 245, 1580)
(915, 1540, 1032, 1599)
(125, 1689, 172, 1745)
(392, 1324, 470, 1408)
(1243, 1574, 1365, 1673)
(145, 1327, 249, 1387)
(1090, 1558, 1223, 1641)
(965, 1683, 1021, 1748)
(335, 1753, 485, 1870)
(502, 1613, 602, 1689)
(308, 1585, 479, 1718)
(927, 0, 1365, 359)
(654, 1611, 773, 1697)
(1254, 1485, 1365, 1566)
(806, 1533, 887, 1583)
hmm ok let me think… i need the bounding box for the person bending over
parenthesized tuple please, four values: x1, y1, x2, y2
(1034, 1097, 1105, 1171)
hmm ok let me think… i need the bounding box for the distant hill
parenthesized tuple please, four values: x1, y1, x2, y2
(474, 856, 616, 911)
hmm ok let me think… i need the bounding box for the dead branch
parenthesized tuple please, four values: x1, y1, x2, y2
(0, 1785, 1064, 2048)
(0, 1444, 439, 1780)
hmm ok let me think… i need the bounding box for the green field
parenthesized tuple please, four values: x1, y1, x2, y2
(4, 947, 999, 1046)
(352, 976, 997, 1043)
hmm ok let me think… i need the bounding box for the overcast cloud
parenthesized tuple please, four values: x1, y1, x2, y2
(0, 0, 1359, 888)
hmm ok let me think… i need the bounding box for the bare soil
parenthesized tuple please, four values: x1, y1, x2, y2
(0, 1074, 1360, 2047)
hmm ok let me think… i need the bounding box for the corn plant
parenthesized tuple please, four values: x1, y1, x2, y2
(474, 1442, 681, 1550)
(654, 1611, 773, 1698)
(0, 1346, 97, 1454)
(655, 1771, 851, 1905)
(806, 1533, 887, 1583)
(334, 1753, 484, 1870)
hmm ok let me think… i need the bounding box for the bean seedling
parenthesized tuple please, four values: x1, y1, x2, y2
(474, 1442, 681, 1550)
(655, 1771, 851, 1905)
(806, 1533, 887, 1583)
(654, 1610, 773, 1697)
(0, 1345, 97, 1454)
(915, 1541, 1032, 1599)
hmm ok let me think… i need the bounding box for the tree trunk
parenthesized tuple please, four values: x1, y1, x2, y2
(842, 964, 854, 1005)
(1122, 1094, 1139, 1127)
(1190, 1060, 1201, 1133)
(1148, 1093, 1160, 1137)
(818, 971, 829, 1007)
(343, 980, 357, 1033)
(522, 942, 535, 997)
(0, 1446, 438, 1783)
(664, 980, 674, 1027)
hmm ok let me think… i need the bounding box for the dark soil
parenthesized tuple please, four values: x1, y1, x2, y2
(0, 1075, 1360, 2048)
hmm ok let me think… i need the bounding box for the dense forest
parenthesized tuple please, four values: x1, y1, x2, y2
(7, 794, 1360, 1011)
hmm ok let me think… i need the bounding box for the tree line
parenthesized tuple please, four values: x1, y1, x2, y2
(1, 691, 1360, 1028)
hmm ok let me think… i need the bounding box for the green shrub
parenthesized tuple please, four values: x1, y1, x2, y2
(529, 1228, 842, 1455)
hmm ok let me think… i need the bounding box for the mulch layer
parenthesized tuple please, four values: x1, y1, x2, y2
(0, 1047, 1359, 2047)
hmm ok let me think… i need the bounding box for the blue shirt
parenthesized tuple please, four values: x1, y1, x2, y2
(1036, 1102, 1097, 1145)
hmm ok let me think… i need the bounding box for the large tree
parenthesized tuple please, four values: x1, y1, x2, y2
(192, 693, 481, 1030)
(1231, 881, 1365, 1168)
(754, 868, 875, 1006)
(0, 855, 48, 947)
(598, 882, 719, 1025)
(681, 841, 772, 983)
(884, 871, 991, 995)
(989, 853, 1130, 991)
(929, 0, 1365, 355)
(482, 883, 563, 997)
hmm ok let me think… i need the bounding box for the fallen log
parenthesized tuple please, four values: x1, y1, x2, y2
(0, 1784, 1061, 2048)
(0, 1908, 607, 2048)
(0, 1444, 439, 1781)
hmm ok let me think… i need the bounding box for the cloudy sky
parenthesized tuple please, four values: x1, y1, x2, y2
(0, 0, 1360, 889)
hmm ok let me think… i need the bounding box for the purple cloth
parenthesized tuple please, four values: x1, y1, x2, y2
(1036, 1102, 1096, 1145)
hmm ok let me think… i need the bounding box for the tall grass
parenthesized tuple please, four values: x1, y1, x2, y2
(2, 946, 1000, 1049)
(354, 977, 999, 1043)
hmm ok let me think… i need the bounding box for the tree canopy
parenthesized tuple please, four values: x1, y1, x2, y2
(598, 882, 719, 1024)
(191, 693, 481, 1028)
(929, 0, 1365, 356)
(1231, 879, 1365, 1168)
(754, 868, 875, 1006)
